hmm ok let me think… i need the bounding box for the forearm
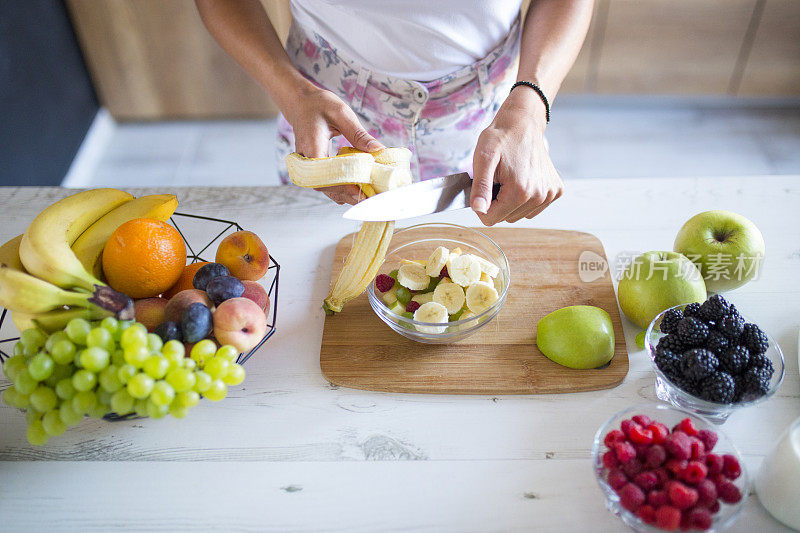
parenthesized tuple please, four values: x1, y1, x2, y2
(195, 0, 314, 111)
(514, 0, 593, 120)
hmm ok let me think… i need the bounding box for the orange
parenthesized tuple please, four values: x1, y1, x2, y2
(163, 261, 211, 299)
(102, 218, 187, 299)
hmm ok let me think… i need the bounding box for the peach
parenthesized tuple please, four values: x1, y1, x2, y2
(134, 297, 168, 332)
(215, 230, 269, 281)
(164, 289, 213, 323)
(241, 280, 270, 313)
(213, 297, 267, 353)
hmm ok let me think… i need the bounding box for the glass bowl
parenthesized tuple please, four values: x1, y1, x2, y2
(366, 223, 510, 344)
(645, 304, 785, 424)
(592, 403, 748, 533)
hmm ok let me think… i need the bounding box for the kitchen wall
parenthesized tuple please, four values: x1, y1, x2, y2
(0, 1, 98, 186)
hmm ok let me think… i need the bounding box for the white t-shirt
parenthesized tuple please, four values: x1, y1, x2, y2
(289, 0, 522, 80)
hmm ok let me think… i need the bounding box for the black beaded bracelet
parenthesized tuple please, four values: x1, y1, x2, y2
(510, 81, 550, 123)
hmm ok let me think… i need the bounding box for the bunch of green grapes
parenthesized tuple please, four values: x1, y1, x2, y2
(1, 318, 245, 446)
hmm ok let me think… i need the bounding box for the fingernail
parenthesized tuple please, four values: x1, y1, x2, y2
(473, 198, 488, 214)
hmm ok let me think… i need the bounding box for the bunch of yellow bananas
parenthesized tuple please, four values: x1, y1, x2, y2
(287, 146, 412, 313)
(0, 189, 178, 332)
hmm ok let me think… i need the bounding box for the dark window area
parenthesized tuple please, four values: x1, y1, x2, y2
(0, 1, 98, 186)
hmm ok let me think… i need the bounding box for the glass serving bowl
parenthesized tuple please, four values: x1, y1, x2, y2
(645, 304, 785, 424)
(366, 223, 510, 344)
(592, 403, 748, 533)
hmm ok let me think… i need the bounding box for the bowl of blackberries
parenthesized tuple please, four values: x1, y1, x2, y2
(645, 295, 785, 424)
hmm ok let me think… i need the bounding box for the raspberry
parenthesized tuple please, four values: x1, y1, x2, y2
(648, 489, 669, 507)
(438, 267, 448, 279)
(665, 431, 692, 460)
(705, 454, 724, 476)
(648, 423, 670, 444)
(708, 500, 720, 513)
(634, 471, 659, 491)
(620, 482, 646, 512)
(681, 461, 708, 485)
(622, 459, 644, 478)
(697, 429, 718, 452)
(722, 454, 742, 480)
(632, 414, 653, 427)
(660, 308, 684, 334)
(655, 505, 682, 531)
(666, 480, 698, 510)
(697, 479, 717, 506)
(604, 429, 626, 448)
(634, 444, 650, 462)
(645, 444, 667, 468)
(405, 301, 421, 313)
(607, 468, 628, 491)
(687, 507, 713, 530)
(602, 450, 620, 469)
(636, 504, 657, 525)
(621, 419, 641, 438)
(665, 459, 688, 476)
(653, 467, 670, 488)
(677, 417, 699, 436)
(375, 274, 395, 293)
(717, 480, 742, 504)
(690, 437, 706, 460)
(629, 426, 654, 445)
(615, 441, 637, 464)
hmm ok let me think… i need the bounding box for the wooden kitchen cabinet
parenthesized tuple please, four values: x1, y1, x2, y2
(66, 0, 291, 120)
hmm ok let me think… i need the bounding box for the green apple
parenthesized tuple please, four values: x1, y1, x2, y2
(617, 251, 706, 329)
(536, 305, 615, 369)
(674, 210, 765, 292)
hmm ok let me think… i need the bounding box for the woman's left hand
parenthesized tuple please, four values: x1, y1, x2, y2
(470, 88, 564, 225)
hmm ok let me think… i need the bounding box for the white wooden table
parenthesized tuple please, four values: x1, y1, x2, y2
(1, 177, 798, 532)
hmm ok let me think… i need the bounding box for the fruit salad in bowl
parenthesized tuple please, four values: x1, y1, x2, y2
(366, 223, 509, 343)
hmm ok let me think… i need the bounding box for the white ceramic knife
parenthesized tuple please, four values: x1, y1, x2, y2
(342, 172, 500, 222)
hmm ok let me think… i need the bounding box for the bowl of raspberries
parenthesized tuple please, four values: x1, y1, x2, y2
(593, 403, 747, 532)
(645, 295, 785, 424)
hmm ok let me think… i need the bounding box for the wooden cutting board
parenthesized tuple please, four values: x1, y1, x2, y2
(320, 228, 628, 394)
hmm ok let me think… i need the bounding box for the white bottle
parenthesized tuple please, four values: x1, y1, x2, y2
(755, 416, 800, 530)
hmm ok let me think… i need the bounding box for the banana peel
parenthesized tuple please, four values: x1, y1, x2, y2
(287, 146, 412, 313)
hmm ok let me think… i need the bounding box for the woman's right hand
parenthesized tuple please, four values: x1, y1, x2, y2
(283, 84, 384, 205)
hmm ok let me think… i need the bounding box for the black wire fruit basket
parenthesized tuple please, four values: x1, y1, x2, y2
(0, 211, 280, 367)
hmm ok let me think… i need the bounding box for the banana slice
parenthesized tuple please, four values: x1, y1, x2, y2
(468, 254, 500, 278)
(425, 246, 450, 277)
(480, 271, 490, 283)
(454, 310, 479, 330)
(411, 292, 434, 305)
(397, 264, 430, 290)
(447, 254, 481, 287)
(466, 281, 499, 314)
(451, 247, 463, 257)
(413, 301, 449, 334)
(433, 282, 466, 314)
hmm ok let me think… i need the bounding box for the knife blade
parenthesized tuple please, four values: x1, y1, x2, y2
(342, 172, 500, 221)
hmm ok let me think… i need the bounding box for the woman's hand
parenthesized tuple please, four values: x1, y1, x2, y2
(283, 84, 384, 205)
(470, 88, 564, 225)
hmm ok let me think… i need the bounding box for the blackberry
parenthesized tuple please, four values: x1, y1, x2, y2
(698, 294, 730, 323)
(705, 330, 730, 356)
(748, 353, 775, 377)
(733, 375, 746, 402)
(682, 348, 719, 380)
(718, 345, 750, 375)
(656, 334, 685, 356)
(742, 366, 772, 400)
(676, 317, 709, 347)
(655, 350, 683, 377)
(698, 371, 735, 403)
(718, 313, 745, 340)
(683, 302, 701, 318)
(740, 323, 769, 355)
(660, 308, 684, 334)
(671, 374, 700, 396)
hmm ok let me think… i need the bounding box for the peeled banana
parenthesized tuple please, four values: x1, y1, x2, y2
(286, 146, 413, 313)
(72, 193, 178, 280)
(19, 188, 134, 290)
